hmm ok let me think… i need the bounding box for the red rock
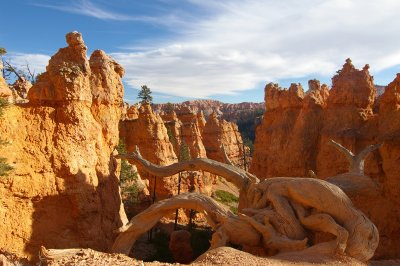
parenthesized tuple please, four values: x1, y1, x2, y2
(250, 59, 400, 258)
(203, 112, 246, 168)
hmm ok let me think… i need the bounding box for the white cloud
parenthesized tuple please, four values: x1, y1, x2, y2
(34, 0, 186, 26)
(4, 53, 50, 76)
(113, 0, 400, 98)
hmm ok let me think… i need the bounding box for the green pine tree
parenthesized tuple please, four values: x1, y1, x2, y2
(137, 85, 153, 104)
(179, 140, 191, 162)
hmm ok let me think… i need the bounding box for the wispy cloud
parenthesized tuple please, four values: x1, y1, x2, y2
(19, 0, 400, 100)
(4, 53, 50, 76)
(34, 0, 152, 22)
(113, 0, 400, 98)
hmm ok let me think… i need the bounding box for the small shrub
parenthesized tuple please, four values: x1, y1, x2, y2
(116, 139, 139, 203)
(214, 190, 239, 204)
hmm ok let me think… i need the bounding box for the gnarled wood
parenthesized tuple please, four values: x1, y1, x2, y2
(111, 193, 261, 255)
(115, 146, 259, 189)
(114, 148, 379, 261)
(328, 140, 382, 196)
(329, 140, 382, 175)
(39, 246, 84, 262)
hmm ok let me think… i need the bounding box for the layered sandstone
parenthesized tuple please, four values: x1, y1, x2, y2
(250, 59, 400, 258)
(119, 103, 179, 199)
(153, 100, 264, 121)
(0, 32, 127, 261)
(174, 106, 207, 159)
(121, 105, 216, 197)
(203, 112, 246, 168)
(251, 80, 328, 177)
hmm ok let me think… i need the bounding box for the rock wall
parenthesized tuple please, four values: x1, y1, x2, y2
(119, 103, 179, 200)
(120, 104, 252, 198)
(0, 32, 127, 261)
(251, 80, 328, 177)
(250, 59, 400, 258)
(174, 106, 207, 159)
(153, 100, 264, 120)
(203, 112, 246, 168)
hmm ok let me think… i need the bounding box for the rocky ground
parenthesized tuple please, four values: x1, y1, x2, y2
(1, 246, 385, 266)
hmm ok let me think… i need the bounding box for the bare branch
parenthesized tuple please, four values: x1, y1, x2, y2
(26, 62, 36, 83)
(112, 193, 232, 254)
(3, 60, 23, 80)
(329, 140, 382, 175)
(115, 146, 259, 189)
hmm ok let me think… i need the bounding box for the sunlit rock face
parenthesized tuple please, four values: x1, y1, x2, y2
(250, 81, 328, 178)
(251, 59, 400, 258)
(202, 111, 246, 168)
(0, 32, 127, 261)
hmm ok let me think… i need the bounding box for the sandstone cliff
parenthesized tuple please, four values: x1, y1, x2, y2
(121, 105, 217, 198)
(119, 103, 179, 200)
(250, 80, 328, 177)
(153, 100, 264, 121)
(174, 106, 207, 159)
(203, 112, 247, 168)
(250, 59, 400, 258)
(0, 32, 127, 261)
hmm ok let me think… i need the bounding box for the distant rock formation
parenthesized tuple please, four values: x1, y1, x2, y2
(153, 100, 264, 122)
(119, 103, 179, 200)
(203, 112, 247, 168)
(250, 58, 400, 259)
(0, 32, 127, 261)
(120, 104, 249, 200)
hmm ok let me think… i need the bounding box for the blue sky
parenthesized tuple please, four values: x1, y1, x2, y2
(2, 0, 400, 104)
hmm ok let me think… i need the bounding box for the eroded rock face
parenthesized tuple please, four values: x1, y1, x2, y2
(0, 32, 127, 261)
(11, 77, 32, 102)
(175, 106, 207, 159)
(121, 105, 218, 198)
(203, 112, 246, 168)
(251, 81, 328, 177)
(317, 59, 376, 179)
(119, 103, 179, 199)
(250, 59, 400, 258)
(152, 100, 265, 121)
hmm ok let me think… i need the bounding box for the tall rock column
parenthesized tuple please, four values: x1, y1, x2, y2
(316, 59, 377, 178)
(0, 32, 126, 260)
(119, 103, 179, 199)
(203, 112, 246, 168)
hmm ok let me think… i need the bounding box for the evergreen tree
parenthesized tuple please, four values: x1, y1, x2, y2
(165, 102, 174, 113)
(137, 85, 153, 104)
(179, 140, 191, 162)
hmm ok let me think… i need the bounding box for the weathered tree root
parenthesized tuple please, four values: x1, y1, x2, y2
(327, 140, 382, 197)
(329, 140, 382, 175)
(111, 193, 261, 254)
(114, 143, 379, 261)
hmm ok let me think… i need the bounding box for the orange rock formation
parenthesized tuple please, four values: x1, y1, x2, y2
(0, 32, 127, 260)
(203, 112, 247, 168)
(250, 58, 400, 258)
(119, 103, 179, 199)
